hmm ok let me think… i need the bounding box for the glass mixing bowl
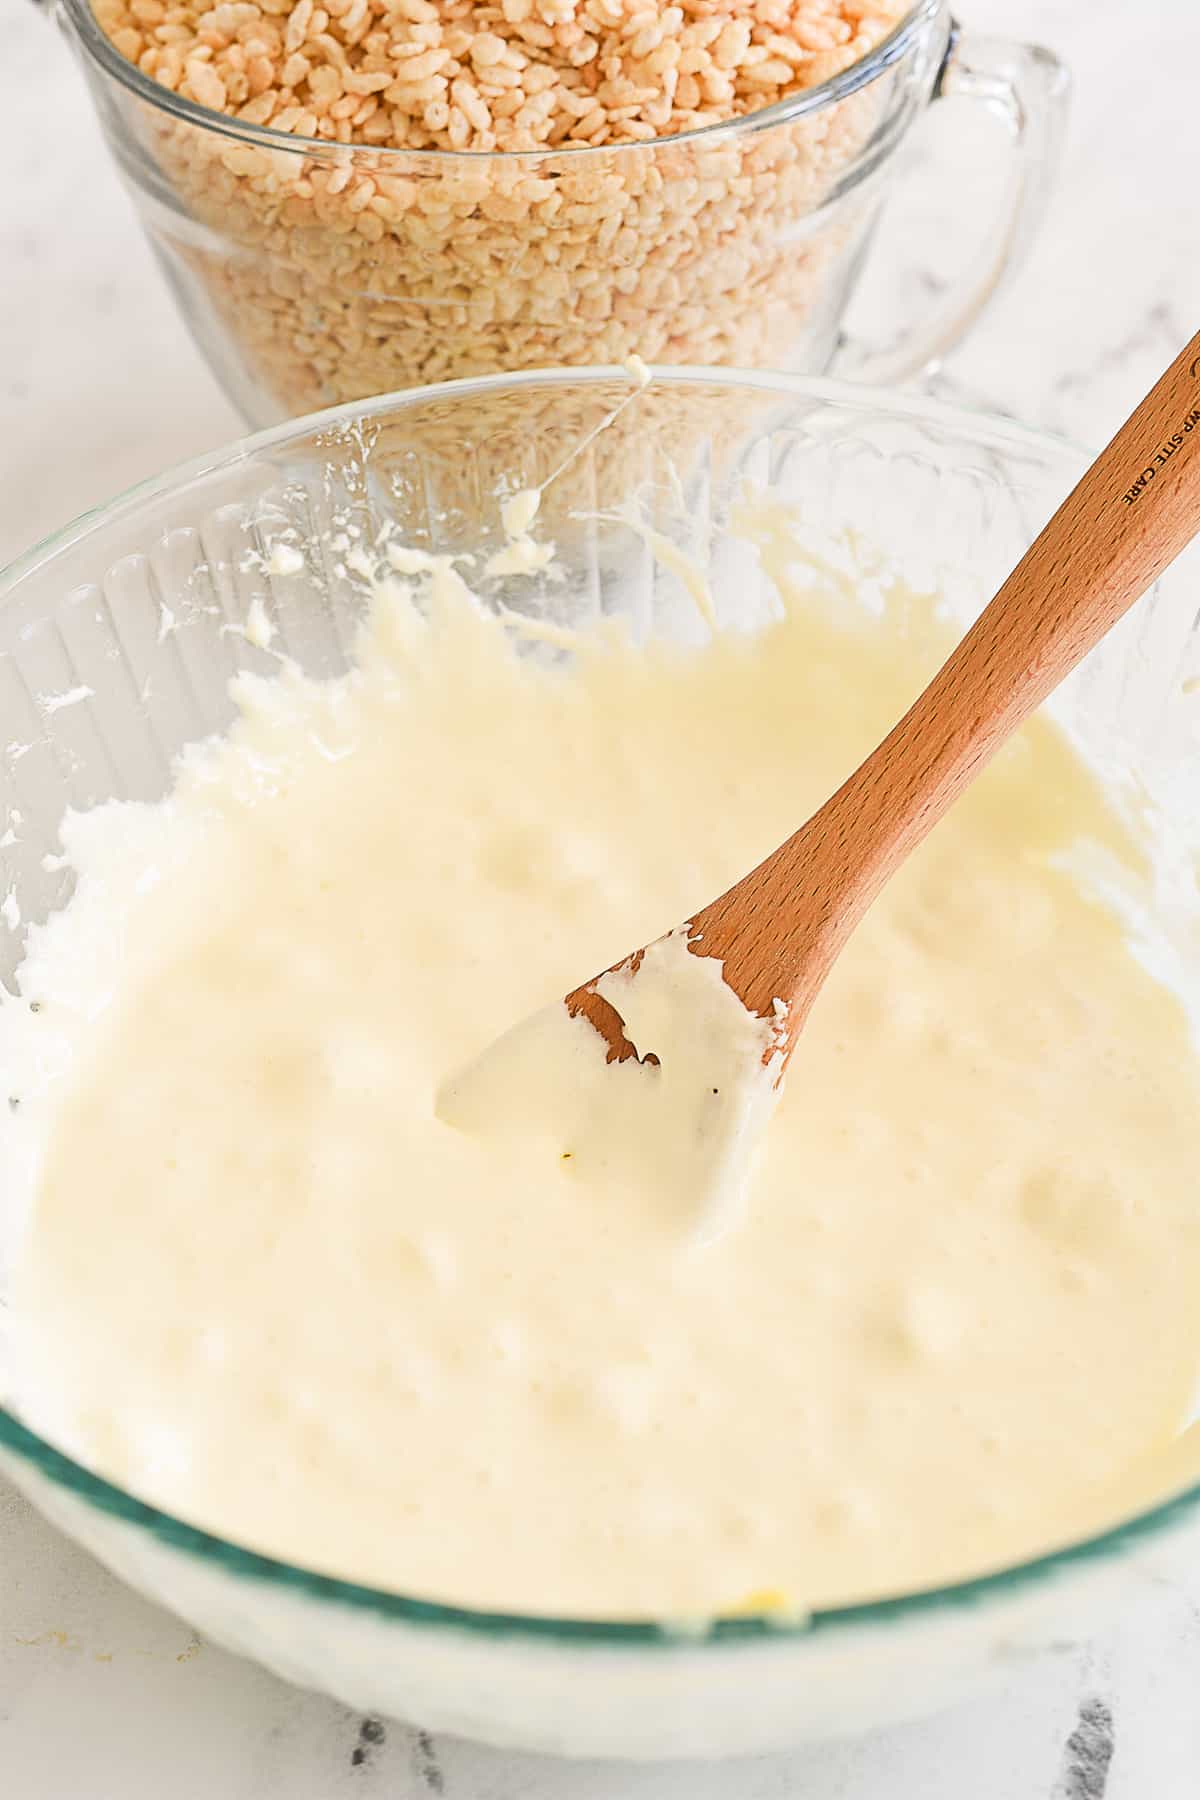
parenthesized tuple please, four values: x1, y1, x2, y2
(37, 0, 1067, 423)
(2, 369, 1200, 1761)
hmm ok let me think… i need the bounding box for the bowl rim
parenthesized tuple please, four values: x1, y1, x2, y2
(58, 0, 940, 165)
(6, 362, 1197, 1650)
(0, 362, 1091, 605)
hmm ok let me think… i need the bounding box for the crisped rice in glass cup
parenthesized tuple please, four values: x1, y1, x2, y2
(46, 0, 1067, 424)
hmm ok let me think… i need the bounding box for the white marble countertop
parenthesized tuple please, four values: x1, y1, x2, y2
(4, 0, 1200, 1793)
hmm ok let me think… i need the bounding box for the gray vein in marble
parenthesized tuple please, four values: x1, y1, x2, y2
(1052, 302, 1190, 407)
(351, 1717, 387, 1771)
(413, 1731, 447, 1794)
(1053, 1697, 1116, 1800)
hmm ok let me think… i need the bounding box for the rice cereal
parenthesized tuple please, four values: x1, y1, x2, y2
(91, 0, 913, 418)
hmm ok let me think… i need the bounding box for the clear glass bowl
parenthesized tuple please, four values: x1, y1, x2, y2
(44, 0, 1067, 423)
(2, 369, 1200, 1761)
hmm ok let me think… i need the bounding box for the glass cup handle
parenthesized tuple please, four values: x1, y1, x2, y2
(832, 27, 1070, 387)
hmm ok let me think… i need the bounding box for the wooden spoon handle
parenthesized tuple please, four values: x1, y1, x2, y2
(695, 330, 1200, 1035)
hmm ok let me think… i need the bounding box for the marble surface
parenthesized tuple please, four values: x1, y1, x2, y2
(3, 0, 1200, 1793)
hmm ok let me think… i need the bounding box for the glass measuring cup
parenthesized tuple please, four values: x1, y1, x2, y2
(36, 0, 1067, 424)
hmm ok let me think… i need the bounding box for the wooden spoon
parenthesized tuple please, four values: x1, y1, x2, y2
(568, 329, 1200, 1069)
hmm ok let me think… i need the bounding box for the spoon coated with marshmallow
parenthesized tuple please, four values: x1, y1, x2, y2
(442, 331, 1200, 1224)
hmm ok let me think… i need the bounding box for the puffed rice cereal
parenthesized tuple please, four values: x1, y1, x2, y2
(92, 0, 913, 418)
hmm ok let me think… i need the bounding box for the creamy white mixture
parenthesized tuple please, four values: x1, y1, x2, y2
(438, 922, 788, 1253)
(5, 544, 1200, 1621)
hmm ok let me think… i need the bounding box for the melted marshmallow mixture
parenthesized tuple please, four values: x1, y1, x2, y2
(4, 549, 1200, 1621)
